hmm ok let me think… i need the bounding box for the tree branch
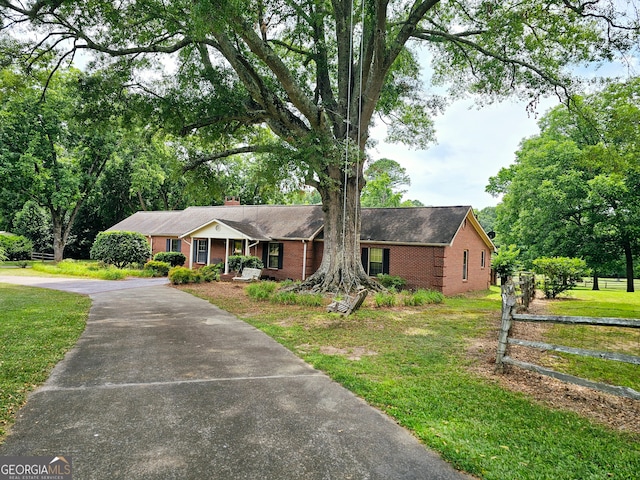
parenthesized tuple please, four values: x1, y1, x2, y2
(183, 145, 278, 172)
(412, 28, 571, 99)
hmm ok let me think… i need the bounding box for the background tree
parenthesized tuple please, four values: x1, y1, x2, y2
(361, 158, 407, 207)
(0, 65, 125, 261)
(487, 78, 640, 292)
(2, 1, 638, 291)
(476, 206, 497, 236)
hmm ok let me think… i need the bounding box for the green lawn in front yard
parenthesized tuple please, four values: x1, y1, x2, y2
(183, 283, 639, 480)
(0, 259, 154, 280)
(0, 284, 90, 442)
(536, 287, 640, 393)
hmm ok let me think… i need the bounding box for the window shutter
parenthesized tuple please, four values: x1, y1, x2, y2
(176, 239, 182, 253)
(382, 248, 390, 275)
(277, 243, 284, 269)
(166, 239, 171, 252)
(262, 243, 268, 265)
(361, 248, 369, 274)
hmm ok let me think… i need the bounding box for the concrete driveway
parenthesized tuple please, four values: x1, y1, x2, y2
(0, 276, 473, 479)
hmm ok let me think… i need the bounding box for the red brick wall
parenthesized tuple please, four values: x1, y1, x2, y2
(149, 228, 491, 294)
(360, 242, 446, 291)
(258, 240, 312, 281)
(442, 219, 492, 295)
(149, 236, 189, 264)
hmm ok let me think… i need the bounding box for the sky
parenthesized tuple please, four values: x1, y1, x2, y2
(370, 95, 558, 210)
(369, 46, 637, 211)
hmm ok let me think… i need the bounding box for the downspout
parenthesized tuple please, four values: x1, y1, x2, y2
(248, 240, 259, 257)
(302, 240, 307, 281)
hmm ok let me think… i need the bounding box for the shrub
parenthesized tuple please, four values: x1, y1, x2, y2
(90, 231, 151, 268)
(227, 255, 264, 272)
(0, 234, 33, 261)
(271, 291, 299, 305)
(533, 256, 590, 299)
(492, 244, 521, 284)
(403, 289, 444, 306)
(0, 246, 6, 263)
(144, 260, 171, 277)
(153, 251, 186, 267)
(293, 293, 324, 307)
(374, 291, 397, 307)
(246, 281, 278, 300)
(199, 263, 222, 282)
(376, 274, 407, 291)
(168, 266, 204, 284)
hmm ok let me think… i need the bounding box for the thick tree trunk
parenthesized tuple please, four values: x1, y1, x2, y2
(623, 239, 635, 293)
(51, 215, 65, 262)
(294, 168, 381, 294)
(592, 272, 599, 291)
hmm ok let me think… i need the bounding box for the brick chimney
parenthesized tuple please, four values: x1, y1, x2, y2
(224, 196, 241, 206)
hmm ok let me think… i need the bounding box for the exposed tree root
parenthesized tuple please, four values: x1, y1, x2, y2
(287, 269, 385, 294)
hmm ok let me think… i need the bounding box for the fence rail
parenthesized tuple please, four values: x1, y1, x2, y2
(496, 278, 640, 400)
(31, 252, 55, 261)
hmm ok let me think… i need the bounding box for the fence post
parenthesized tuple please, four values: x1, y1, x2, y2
(496, 278, 517, 373)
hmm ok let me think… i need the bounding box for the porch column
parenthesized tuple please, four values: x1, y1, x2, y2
(207, 238, 212, 266)
(188, 237, 193, 269)
(224, 238, 230, 274)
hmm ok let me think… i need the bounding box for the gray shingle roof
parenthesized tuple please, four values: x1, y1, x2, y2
(108, 204, 485, 246)
(360, 206, 471, 245)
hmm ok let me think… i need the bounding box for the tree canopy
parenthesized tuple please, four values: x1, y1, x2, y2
(2, 1, 638, 290)
(0, 64, 122, 261)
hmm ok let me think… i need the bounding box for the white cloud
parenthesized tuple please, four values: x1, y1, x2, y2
(371, 96, 558, 209)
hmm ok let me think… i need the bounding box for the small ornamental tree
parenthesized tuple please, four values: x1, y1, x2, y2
(90, 231, 151, 268)
(492, 245, 521, 285)
(0, 234, 33, 261)
(533, 256, 590, 299)
(0, 246, 7, 263)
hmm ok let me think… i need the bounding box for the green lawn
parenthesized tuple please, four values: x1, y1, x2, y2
(184, 283, 640, 480)
(537, 287, 640, 393)
(0, 284, 90, 442)
(0, 259, 153, 280)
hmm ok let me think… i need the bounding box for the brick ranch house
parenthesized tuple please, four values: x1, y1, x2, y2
(108, 203, 495, 295)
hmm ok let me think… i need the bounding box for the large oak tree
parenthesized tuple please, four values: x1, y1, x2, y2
(2, 1, 638, 291)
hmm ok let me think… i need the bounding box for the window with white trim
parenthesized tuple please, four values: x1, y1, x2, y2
(361, 247, 390, 276)
(166, 238, 181, 252)
(195, 239, 208, 264)
(463, 250, 469, 281)
(481, 250, 486, 269)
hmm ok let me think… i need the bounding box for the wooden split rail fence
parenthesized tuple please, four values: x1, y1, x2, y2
(496, 279, 640, 400)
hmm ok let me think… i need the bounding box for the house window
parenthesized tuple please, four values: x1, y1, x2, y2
(265, 242, 283, 269)
(233, 240, 243, 255)
(166, 238, 181, 252)
(463, 250, 469, 281)
(361, 247, 390, 276)
(481, 250, 486, 269)
(195, 239, 208, 264)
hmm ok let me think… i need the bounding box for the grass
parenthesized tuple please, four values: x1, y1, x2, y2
(184, 283, 640, 480)
(535, 286, 640, 393)
(0, 284, 90, 443)
(27, 259, 152, 280)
